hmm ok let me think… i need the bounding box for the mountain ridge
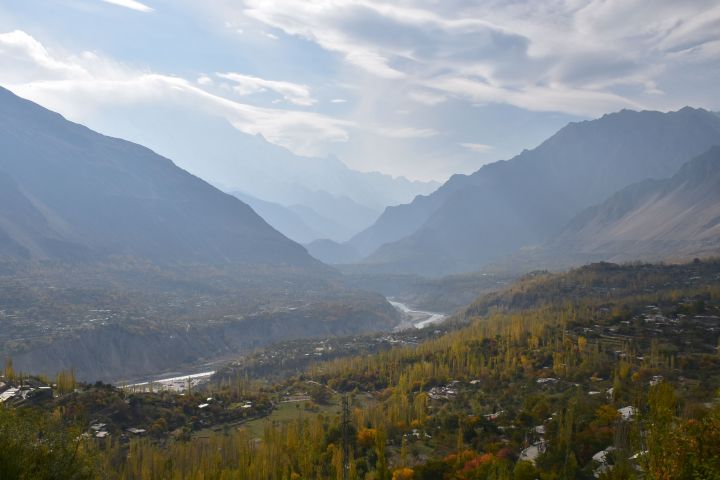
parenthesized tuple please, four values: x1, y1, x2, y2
(87, 105, 437, 239)
(0, 86, 319, 268)
(347, 106, 720, 275)
(539, 145, 720, 264)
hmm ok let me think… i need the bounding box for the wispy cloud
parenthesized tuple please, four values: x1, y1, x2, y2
(101, 0, 153, 13)
(0, 30, 348, 155)
(217, 72, 316, 106)
(227, 0, 720, 116)
(408, 90, 447, 106)
(196, 75, 212, 86)
(460, 142, 493, 153)
(377, 126, 438, 139)
(4, 1, 719, 181)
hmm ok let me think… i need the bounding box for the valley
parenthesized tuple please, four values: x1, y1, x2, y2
(321, 107, 720, 275)
(1, 8, 720, 476)
(3, 259, 720, 479)
(0, 263, 401, 382)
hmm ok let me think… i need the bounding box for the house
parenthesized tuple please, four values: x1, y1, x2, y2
(536, 378, 558, 386)
(483, 410, 504, 421)
(592, 446, 615, 464)
(0, 387, 19, 403)
(606, 387, 614, 400)
(428, 384, 458, 400)
(592, 447, 616, 478)
(618, 406, 637, 420)
(408, 429, 432, 439)
(90, 423, 107, 432)
(519, 441, 548, 465)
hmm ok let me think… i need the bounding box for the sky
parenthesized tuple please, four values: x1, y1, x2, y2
(0, 0, 718, 181)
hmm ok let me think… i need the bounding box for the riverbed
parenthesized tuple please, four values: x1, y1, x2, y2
(124, 370, 215, 392)
(120, 301, 447, 390)
(388, 299, 448, 330)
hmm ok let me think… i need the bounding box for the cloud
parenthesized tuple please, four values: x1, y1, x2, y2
(101, 0, 153, 13)
(5, 2, 719, 181)
(197, 74, 213, 85)
(0, 30, 348, 155)
(377, 126, 438, 139)
(428, 76, 641, 117)
(239, 0, 407, 79)
(217, 72, 316, 106)
(223, 21, 244, 34)
(221, 0, 720, 116)
(460, 142, 493, 153)
(0, 30, 88, 82)
(408, 90, 447, 106)
(330, 98, 347, 103)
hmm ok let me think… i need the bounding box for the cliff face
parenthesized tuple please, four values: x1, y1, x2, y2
(11, 301, 398, 382)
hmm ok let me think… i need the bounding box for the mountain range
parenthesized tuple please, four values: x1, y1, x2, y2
(0, 86, 410, 381)
(89, 106, 438, 241)
(0, 86, 316, 267)
(327, 107, 720, 275)
(3, 83, 719, 281)
(527, 146, 720, 268)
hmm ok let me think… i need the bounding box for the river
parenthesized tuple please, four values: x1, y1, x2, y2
(388, 299, 448, 330)
(121, 301, 447, 390)
(124, 370, 215, 392)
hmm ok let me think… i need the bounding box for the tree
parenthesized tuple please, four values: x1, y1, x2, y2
(414, 460, 451, 480)
(358, 428, 378, 450)
(56, 369, 76, 395)
(375, 430, 389, 480)
(643, 382, 680, 478)
(0, 408, 95, 480)
(4, 358, 14, 381)
(392, 467, 414, 480)
(513, 461, 538, 480)
(595, 405, 620, 426)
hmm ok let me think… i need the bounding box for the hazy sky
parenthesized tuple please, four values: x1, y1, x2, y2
(0, 0, 718, 181)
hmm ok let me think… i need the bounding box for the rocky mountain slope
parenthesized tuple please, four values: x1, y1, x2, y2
(348, 107, 720, 275)
(536, 146, 720, 266)
(0, 86, 316, 267)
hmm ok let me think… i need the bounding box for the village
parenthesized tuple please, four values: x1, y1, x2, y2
(213, 326, 448, 382)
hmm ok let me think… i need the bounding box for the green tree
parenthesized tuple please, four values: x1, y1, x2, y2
(513, 460, 539, 480)
(0, 408, 95, 480)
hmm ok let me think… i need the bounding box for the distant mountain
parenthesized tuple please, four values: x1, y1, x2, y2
(533, 146, 720, 266)
(229, 190, 373, 244)
(286, 204, 357, 243)
(90, 106, 437, 238)
(0, 87, 317, 267)
(306, 239, 362, 265)
(229, 191, 322, 244)
(349, 107, 720, 275)
(286, 191, 379, 242)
